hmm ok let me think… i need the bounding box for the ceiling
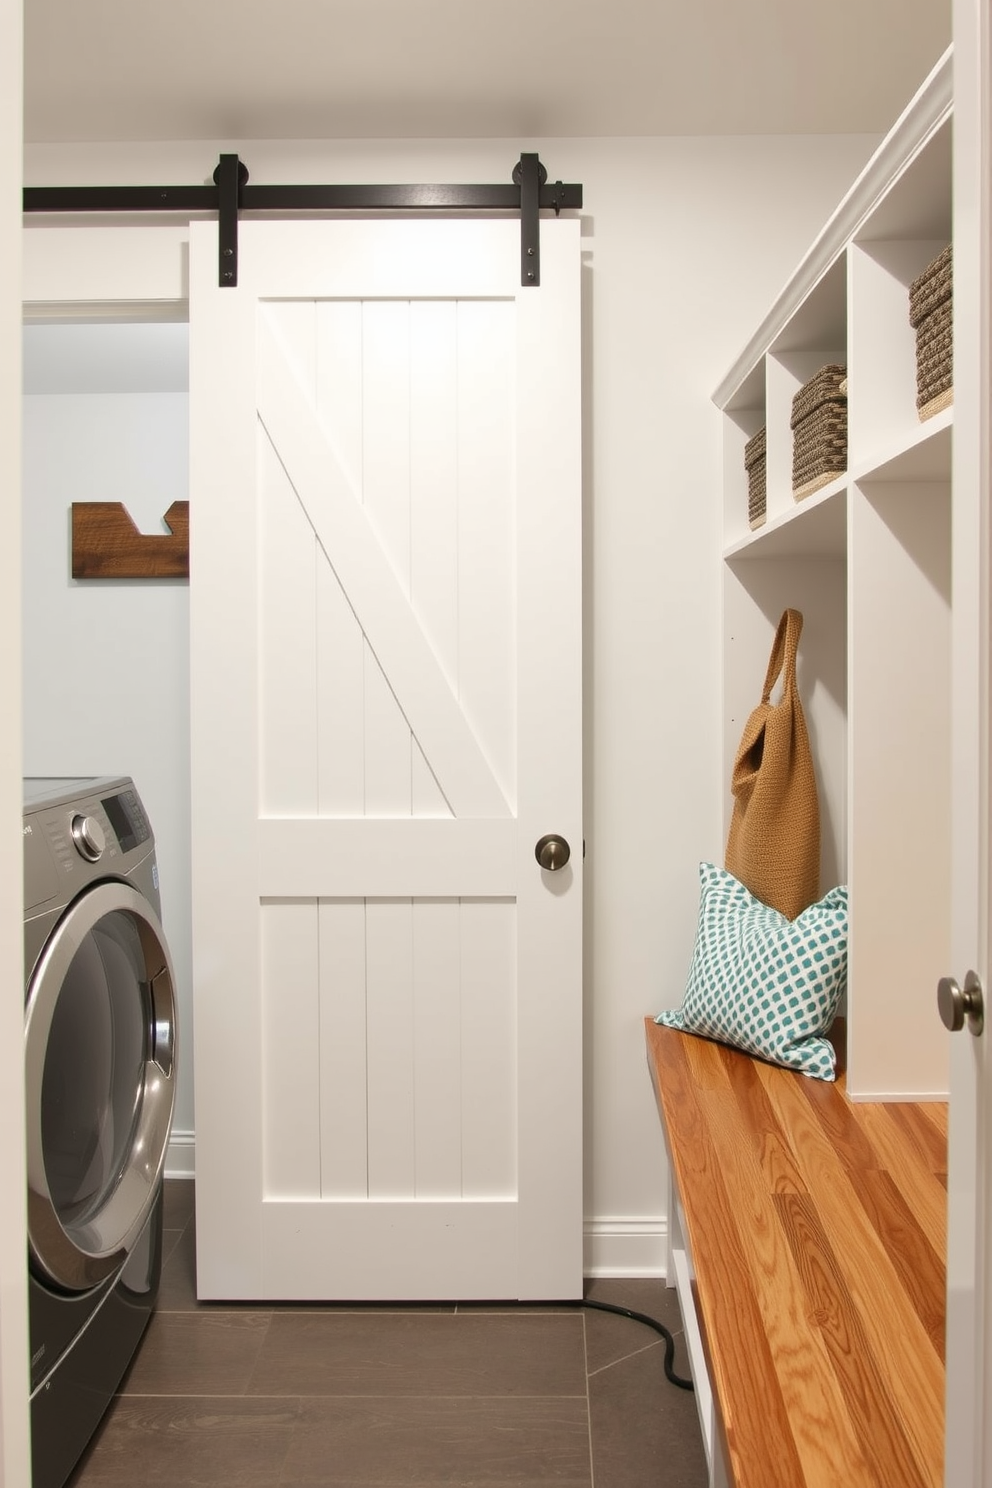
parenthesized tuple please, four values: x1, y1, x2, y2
(24, 0, 951, 144)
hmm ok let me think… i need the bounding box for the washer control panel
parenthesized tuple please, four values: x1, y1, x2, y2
(99, 786, 151, 855)
(38, 806, 116, 881)
(23, 778, 154, 914)
(70, 813, 106, 862)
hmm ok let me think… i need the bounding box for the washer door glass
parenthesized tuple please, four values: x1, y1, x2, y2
(26, 882, 177, 1292)
(42, 909, 147, 1225)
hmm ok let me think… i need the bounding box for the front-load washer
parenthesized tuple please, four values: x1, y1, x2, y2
(23, 776, 178, 1488)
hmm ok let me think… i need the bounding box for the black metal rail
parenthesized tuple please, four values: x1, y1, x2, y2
(23, 153, 583, 288)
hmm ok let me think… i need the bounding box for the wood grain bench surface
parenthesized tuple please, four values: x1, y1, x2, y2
(644, 1017, 947, 1488)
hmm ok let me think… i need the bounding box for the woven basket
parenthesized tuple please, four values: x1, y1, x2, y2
(791, 365, 847, 499)
(790, 364, 847, 428)
(909, 245, 952, 420)
(909, 244, 951, 327)
(744, 426, 767, 530)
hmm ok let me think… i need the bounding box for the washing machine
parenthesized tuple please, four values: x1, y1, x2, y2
(23, 776, 178, 1488)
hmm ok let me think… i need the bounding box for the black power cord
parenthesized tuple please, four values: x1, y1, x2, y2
(572, 1299, 694, 1391)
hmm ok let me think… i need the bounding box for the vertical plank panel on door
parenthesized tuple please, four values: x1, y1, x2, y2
(316, 300, 364, 499)
(318, 898, 369, 1198)
(316, 556, 365, 817)
(315, 301, 366, 820)
(406, 305, 460, 1194)
(312, 302, 371, 1205)
(457, 300, 516, 811)
(363, 300, 412, 586)
(411, 743, 447, 817)
(364, 651, 412, 815)
(410, 299, 458, 818)
(361, 301, 417, 1205)
(257, 302, 323, 1206)
(412, 898, 463, 1197)
(460, 898, 517, 1198)
(366, 898, 416, 1197)
(267, 300, 317, 410)
(362, 299, 414, 818)
(258, 424, 318, 815)
(261, 900, 321, 1197)
(410, 300, 459, 694)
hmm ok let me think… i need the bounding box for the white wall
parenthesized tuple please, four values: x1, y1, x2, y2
(1, 0, 30, 1481)
(23, 130, 879, 1274)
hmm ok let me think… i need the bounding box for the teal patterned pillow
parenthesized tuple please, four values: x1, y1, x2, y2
(656, 863, 848, 1081)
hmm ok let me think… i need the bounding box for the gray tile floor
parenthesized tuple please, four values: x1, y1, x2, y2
(66, 1180, 708, 1487)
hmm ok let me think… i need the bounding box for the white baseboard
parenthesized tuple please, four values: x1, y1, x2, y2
(163, 1135, 666, 1279)
(582, 1216, 667, 1279)
(164, 1129, 195, 1179)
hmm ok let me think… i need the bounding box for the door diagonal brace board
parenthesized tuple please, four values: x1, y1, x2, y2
(23, 154, 583, 289)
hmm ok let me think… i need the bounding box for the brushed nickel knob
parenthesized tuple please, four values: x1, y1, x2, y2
(70, 813, 105, 863)
(937, 971, 985, 1037)
(535, 834, 570, 871)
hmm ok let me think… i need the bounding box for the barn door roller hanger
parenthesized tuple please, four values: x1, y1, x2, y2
(23, 152, 582, 289)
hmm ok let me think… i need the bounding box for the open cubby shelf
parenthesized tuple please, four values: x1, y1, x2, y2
(713, 47, 953, 1101)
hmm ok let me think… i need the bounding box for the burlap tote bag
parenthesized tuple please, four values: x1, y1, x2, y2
(724, 608, 820, 920)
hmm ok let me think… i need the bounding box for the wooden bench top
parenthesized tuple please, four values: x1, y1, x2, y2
(645, 1017, 947, 1488)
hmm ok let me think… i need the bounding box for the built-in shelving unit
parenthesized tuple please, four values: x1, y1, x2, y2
(714, 47, 953, 1100)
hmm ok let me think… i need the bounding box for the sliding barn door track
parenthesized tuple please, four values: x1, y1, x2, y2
(23, 152, 583, 289)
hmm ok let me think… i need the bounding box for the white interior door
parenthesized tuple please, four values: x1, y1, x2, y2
(946, 1, 990, 1480)
(189, 217, 583, 1301)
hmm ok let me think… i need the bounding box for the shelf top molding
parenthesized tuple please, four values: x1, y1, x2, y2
(712, 44, 952, 412)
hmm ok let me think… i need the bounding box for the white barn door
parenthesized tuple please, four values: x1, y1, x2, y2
(188, 218, 582, 1301)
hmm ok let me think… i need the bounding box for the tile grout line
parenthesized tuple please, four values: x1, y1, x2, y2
(116, 1391, 595, 1400)
(586, 1335, 668, 1381)
(582, 1310, 596, 1488)
(243, 1307, 277, 1396)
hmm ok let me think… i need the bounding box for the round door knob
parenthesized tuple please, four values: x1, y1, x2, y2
(937, 971, 985, 1037)
(70, 813, 106, 863)
(535, 834, 571, 871)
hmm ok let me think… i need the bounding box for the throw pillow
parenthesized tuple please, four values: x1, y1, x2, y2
(656, 862, 848, 1080)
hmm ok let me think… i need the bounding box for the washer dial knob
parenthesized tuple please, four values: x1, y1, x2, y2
(70, 813, 106, 862)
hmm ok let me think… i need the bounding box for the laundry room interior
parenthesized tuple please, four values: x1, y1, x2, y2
(22, 319, 195, 1157)
(19, 123, 885, 1212)
(5, 1, 987, 1486)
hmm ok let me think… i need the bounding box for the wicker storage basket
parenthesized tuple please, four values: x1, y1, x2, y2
(909, 244, 952, 421)
(791, 364, 847, 499)
(744, 425, 767, 530)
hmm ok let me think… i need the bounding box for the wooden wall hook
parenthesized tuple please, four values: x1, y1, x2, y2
(71, 501, 189, 579)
